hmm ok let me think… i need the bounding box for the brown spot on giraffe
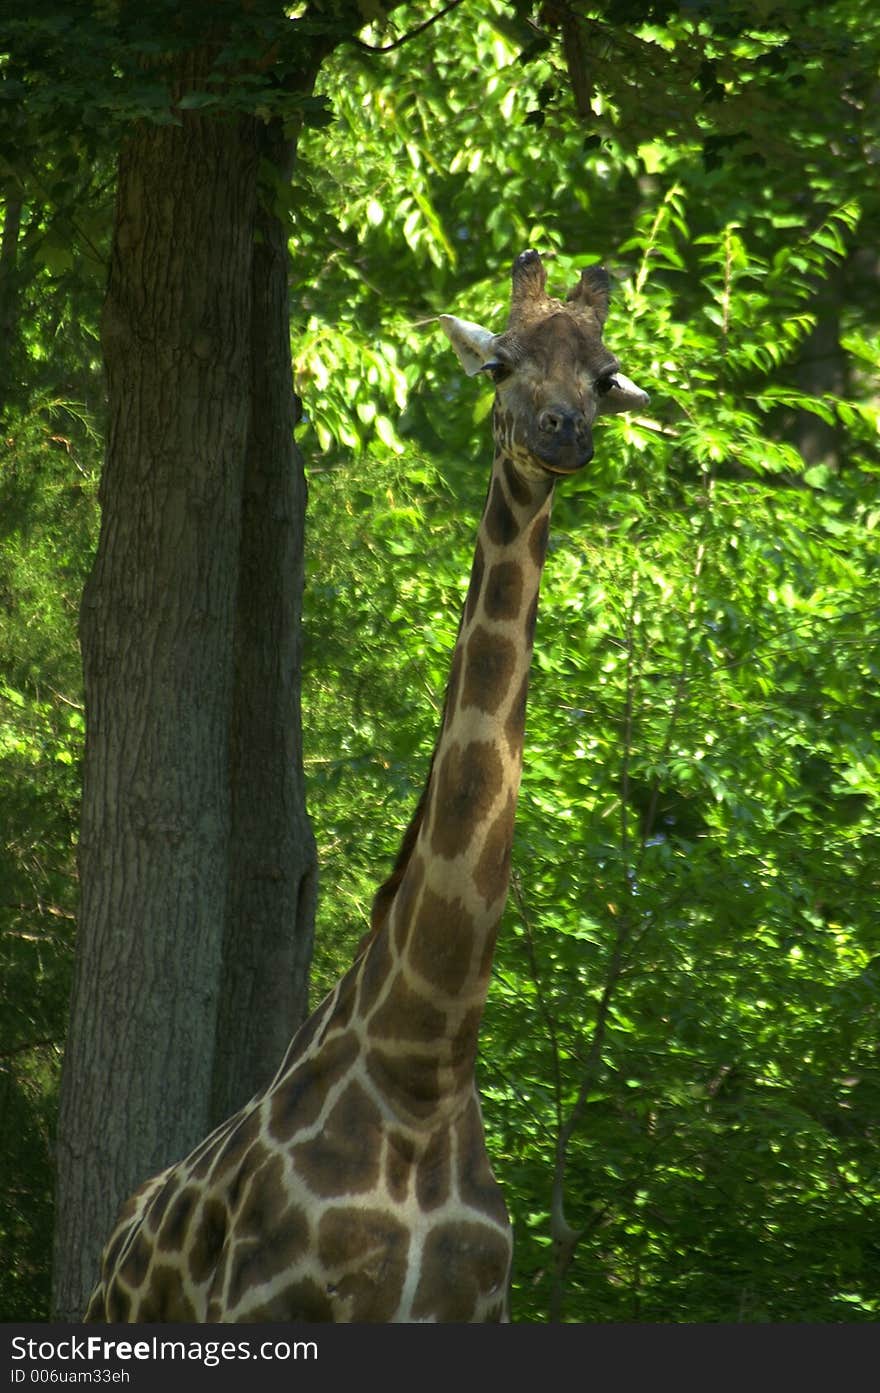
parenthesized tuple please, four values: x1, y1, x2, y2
(317, 1208, 410, 1320)
(187, 1197, 227, 1284)
(268, 1031, 359, 1142)
(364, 1045, 442, 1121)
(184, 1131, 226, 1185)
(502, 453, 532, 506)
(524, 593, 538, 647)
(235, 1279, 332, 1323)
(484, 558, 524, 621)
(139, 1265, 196, 1322)
(234, 1152, 285, 1231)
(473, 790, 517, 908)
(415, 1126, 452, 1211)
(157, 1186, 198, 1254)
(116, 1228, 152, 1292)
(83, 249, 646, 1325)
(257, 1279, 333, 1322)
(464, 538, 485, 625)
(505, 673, 530, 763)
(529, 512, 549, 567)
(322, 964, 359, 1035)
(144, 1181, 175, 1236)
(291, 1081, 383, 1197)
(385, 1130, 416, 1203)
(226, 1196, 310, 1309)
(407, 885, 477, 996)
(451, 1006, 484, 1085)
(484, 478, 517, 546)
(429, 739, 505, 860)
(442, 644, 464, 727)
(357, 929, 394, 1016)
(455, 1095, 510, 1224)
(392, 851, 426, 955)
(104, 1282, 131, 1322)
(209, 1109, 261, 1179)
(461, 625, 518, 714)
(367, 970, 448, 1042)
(411, 1220, 511, 1321)
(227, 1144, 265, 1213)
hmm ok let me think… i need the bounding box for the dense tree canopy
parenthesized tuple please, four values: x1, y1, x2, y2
(1, 0, 878, 1322)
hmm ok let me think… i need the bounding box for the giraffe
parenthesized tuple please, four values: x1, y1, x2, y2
(83, 249, 648, 1324)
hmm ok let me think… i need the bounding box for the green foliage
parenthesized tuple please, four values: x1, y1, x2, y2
(496, 424, 880, 1319)
(0, 1, 352, 134)
(0, 398, 100, 1318)
(299, 3, 880, 1322)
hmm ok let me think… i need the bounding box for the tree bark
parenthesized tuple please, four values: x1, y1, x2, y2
(51, 6, 366, 1323)
(209, 117, 317, 1126)
(53, 99, 262, 1322)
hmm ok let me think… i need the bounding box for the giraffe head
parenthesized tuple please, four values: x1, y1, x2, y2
(440, 249, 648, 475)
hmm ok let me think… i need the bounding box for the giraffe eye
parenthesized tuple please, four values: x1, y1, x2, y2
(595, 372, 617, 395)
(482, 358, 511, 384)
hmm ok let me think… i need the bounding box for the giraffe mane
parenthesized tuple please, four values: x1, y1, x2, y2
(356, 767, 433, 959)
(355, 614, 465, 961)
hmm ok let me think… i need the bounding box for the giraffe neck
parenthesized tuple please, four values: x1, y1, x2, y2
(354, 450, 554, 1123)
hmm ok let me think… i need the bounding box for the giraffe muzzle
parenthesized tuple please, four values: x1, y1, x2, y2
(533, 407, 593, 473)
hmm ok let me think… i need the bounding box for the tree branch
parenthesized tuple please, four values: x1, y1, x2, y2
(351, 0, 467, 54)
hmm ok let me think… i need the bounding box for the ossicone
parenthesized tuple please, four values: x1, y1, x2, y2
(509, 248, 549, 325)
(566, 264, 610, 330)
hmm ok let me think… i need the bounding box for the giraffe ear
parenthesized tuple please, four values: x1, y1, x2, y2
(439, 315, 498, 377)
(596, 371, 650, 416)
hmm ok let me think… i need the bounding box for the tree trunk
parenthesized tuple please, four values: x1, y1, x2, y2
(52, 101, 262, 1322)
(209, 118, 317, 1126)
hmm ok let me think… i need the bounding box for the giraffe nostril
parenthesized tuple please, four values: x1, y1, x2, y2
(539, 407, 586, 439)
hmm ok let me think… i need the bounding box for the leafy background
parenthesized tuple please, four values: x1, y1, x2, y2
(1, 0, 878, 1320)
